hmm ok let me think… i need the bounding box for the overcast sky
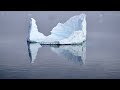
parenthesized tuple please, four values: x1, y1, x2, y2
(0, 11, 120, 41)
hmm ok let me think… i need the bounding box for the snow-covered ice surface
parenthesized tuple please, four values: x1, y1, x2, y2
(27, 14, 87, 44)
(27, 42, 86, 64)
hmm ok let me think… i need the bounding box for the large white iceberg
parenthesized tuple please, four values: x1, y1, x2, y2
(27, 14, 87, 44)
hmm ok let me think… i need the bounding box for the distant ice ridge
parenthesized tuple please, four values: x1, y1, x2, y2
(27, 14, 87, 44)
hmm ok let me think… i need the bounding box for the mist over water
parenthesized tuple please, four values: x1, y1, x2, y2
(0, 11, 120, 79)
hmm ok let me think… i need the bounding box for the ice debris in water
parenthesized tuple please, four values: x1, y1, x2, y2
(27, 14, 87, 44)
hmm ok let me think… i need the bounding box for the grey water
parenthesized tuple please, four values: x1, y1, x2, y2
(0, 11, 120, 79)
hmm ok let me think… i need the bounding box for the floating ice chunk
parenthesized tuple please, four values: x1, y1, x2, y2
(27, 14, 87, 44)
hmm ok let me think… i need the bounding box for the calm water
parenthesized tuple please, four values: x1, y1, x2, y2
(0, 11, 120, 79)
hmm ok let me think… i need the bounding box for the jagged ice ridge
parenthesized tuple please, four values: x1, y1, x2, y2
(27, 14, 87, 44)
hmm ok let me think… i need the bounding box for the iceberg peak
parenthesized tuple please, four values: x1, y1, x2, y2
(28, 18, 46, 43)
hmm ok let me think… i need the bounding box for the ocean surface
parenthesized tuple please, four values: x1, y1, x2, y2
(0, 11, 120, 79)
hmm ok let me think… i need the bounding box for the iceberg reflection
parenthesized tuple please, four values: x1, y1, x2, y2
(27, 41, 86, 64)
(27, 42, 41, 63)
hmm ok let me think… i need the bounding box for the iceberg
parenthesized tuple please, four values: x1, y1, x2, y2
(27, 14, 87, 44)
(27, 42, 86, 64)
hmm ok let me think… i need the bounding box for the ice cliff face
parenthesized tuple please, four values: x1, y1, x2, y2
(28, 14, 87, 44)
(28, 18, 46, 42)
